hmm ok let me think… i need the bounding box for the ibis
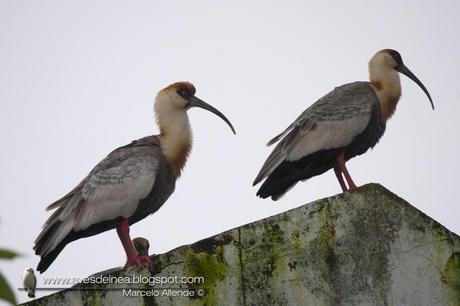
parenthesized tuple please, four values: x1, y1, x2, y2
(253, 49, 433, 200)
(34, 81, 235, 273)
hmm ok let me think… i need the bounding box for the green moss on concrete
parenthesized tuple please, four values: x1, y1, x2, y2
(20, 184, 460, 306)
(142, 293, 158, 306)
(444, 252, 460, 304)
(259, 220, 286, 277)
(184, 247, 227, 305)
(344, 184, 401, 304)
(267, 221, 287, 279)
(291, 230, 303, 252)
(239, 217, 291, 304)
(308, 200, 338, 303)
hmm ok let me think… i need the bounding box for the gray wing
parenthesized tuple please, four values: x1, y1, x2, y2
(254, 82, 378, 185)
(35, 136, 163, 256)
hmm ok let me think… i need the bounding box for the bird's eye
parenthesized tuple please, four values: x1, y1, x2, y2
(388, 50, 403, 65)
(177, 88, 191, 100)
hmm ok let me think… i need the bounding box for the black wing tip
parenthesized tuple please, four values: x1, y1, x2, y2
(36, 259, 50, 274)
(256, 174, 291, 201)
(36, 243, 65, 274)
(255, 178, 272, 199)
(256, 191, 281, 201)
(255, 187, 271, 200)
(256, 194, 267, 199)
(270, 193, 284, 201)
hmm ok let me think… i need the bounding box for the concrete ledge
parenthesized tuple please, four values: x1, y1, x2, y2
(23, 184, 460, 305)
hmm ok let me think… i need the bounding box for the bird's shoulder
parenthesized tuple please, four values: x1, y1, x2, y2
(265, 82, 378, 147)
(282, 82, 378, 138)
(91, 135, 163, 173)
(303, 81, 378, 122)
(279, 82, 380, 161)
(83, 135, 166, 190)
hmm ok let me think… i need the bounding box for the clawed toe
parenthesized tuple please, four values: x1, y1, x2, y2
(124, 256, 153, 270)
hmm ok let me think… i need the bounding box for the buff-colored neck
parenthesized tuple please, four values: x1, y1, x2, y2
(155, 104, 193, 177)
(369, 58, 402, 121)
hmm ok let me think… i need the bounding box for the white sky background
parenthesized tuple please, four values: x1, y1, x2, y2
(1, 0, 459, 303)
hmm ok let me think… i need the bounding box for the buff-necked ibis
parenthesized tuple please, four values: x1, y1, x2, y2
(34, 81, 235, 273)
(253, 49, 433, 200)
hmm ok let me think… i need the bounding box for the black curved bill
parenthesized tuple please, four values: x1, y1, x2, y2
(396, 64, 434, 110)
(188, 96, 236, 134)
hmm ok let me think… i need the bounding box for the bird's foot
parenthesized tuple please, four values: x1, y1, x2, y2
(348, 181, 357, 190)
(124, 255, 153, 270)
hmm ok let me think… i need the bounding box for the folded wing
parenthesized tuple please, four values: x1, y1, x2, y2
(253, 82, 377, 186)
(34, 136, 162, 271)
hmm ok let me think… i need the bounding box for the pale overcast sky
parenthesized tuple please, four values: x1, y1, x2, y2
(1, 1, 459, 304)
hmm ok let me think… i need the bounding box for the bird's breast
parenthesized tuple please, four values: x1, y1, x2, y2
(129, 159, 177, 224)
(159, 129, 193, 177)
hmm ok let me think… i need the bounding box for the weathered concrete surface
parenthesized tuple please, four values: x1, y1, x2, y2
(23, 184, 460, 306)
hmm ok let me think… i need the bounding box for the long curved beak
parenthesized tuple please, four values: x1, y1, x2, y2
(396, 64, 434, 110)
(188, 96, 236, 134)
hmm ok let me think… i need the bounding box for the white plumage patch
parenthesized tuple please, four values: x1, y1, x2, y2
(74, 157, 158, 231)
(286, 115, 370, 161)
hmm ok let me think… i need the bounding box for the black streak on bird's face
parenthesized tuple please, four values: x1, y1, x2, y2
(386, 49, 404, 68)
(176, 84, 196, 101)
(161, 81, 197, 110)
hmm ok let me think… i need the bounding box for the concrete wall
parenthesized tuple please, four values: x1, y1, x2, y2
(23, 184, 460, 306)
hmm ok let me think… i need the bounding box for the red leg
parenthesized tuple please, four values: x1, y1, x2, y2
(334, 165, 347, 192)
(116, 218, 153, 270)
(336, 152, 357, 190)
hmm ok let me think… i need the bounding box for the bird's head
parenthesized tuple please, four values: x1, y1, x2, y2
(133, 237, 150, 257)
(369, 49, 434, 110)
(156, 81, 197, 110)
(154, 81, 235, 134)
(26, 268, 34, 274)
(370, 49, 403, 71)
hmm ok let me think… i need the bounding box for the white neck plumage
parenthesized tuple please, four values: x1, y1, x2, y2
(155, 97, 193, 177)
(369, 56, 402, 121)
